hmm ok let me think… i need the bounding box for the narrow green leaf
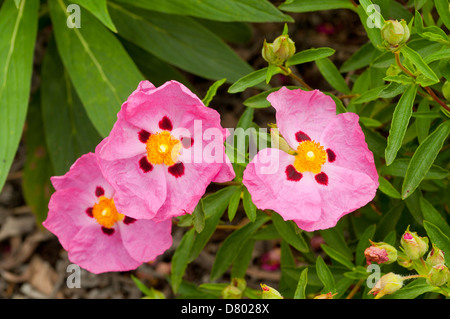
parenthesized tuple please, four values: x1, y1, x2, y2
(0, 0, 38, 193)
(70, 0, 117, 32)
(131, 275, 165, 299)
(375, 202, 404, 240)
(352, 85, 388, 104)
(242, 187, 257, 222)
(114, 0, 293, 22)
(380, 158, 449, 180)
(319, 227, 353, 262)
(210, 213, 270, 281)
(48, 0, 144, 137)
(279, 0, 355, 12)
(272, 212, 309, 253)
(265, 63, 279, 84)
(402, 121, 450, 199)
(231, 238, 255, 278)
(320, 244, 355, 270)
(420, 197, 450, 236)
(228, 187, 242, 222)
(285, 47, 335, 67)
(434, 0, 450, 30)
(340, 42, 380, 72)
(108, 2, 254, 83)
(315, 256, 336, 293)
(293, 268, 308, 299)
(228, 68, 275, 93)
(171, 228, 196, 294)
(316, 57, 351, 94)
(415, 99, 431, 144)
(192, 199, 205, 233)
(356, 4, 383, 49)
(423, 221, 450, 267)
(378, 176, 402, 199)
(202, 78, 226, 107)
(401, 46, 439, 84)
(355, 224, 376, 266)
(14, 0, 20, 7)
(385, 84, 418, 166)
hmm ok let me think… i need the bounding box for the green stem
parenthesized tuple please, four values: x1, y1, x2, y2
(278, 65, 313, 91)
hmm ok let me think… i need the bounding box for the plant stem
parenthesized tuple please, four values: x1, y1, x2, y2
(346, 279, 363, 299)
(279, 65, 313, 90)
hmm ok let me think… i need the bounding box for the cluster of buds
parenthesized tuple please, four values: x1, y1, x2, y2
(221, 278, 247, 299)
(262, 31, 295, 66)
(380, 19, 410, 50)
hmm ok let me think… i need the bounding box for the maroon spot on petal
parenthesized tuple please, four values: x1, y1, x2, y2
(123, 216, 137, 225)
(326, 148, 336, 163)
(285, 165, 302, 181)
(315, 172, 328, 186)
(138, 130, 151, 143)
(295, 131, 311, 142)
(181, 137, 194, 149)
(86, 207, 93, 218)
(168, 162, 185, 178)
(101, 227, 115, 236)
(139, 156, 153, 173)
(159, 116, 173, 131)
(95, 186, 105, 197)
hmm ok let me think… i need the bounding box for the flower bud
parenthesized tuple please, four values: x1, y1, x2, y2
(426, 264, 450, 287)
(221, 285, 243, 299)
(442, 81, 450, 101)
(400, 227, 429, 261)
(368, 272, 404, 299)
(381, 19, 410, 47)
(314, 292, 337, 299)
(397, 251, 413, 269)
(364, 240, 398, 265)
(426, 244, 446, 267)
(262, 34, 295, 65)
(262, 40, 283, 65)
(260, 284, 283, 299)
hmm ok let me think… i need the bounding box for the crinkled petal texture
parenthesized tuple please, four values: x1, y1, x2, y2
(243, 88, 378, 232)
(43, 152, 173, 274)
(96, 80, 235, 221)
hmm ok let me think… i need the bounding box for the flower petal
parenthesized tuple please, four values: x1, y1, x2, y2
(267, 87, 336, 147)
(243, 148, 322, 223)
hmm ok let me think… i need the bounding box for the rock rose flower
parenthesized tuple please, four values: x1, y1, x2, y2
(43, 153, 173, 274)
(96, 80, 235, 222)
(243, 87, 378, 231)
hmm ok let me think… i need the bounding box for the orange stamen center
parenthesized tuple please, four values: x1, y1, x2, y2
(92, 196, 124, 228)
(294, 140, 327, 174)
(146, 131, 181, 166)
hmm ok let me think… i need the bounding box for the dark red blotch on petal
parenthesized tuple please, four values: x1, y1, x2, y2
(86, 207, 93, 218)
(181, 137, 194, 149)
(326, 148, 336, 163)
(123, 216, 137, 225)
(285, 165, 302, 181)
(95, 186, 104, 197)
(101, 227, 115, 236)
(168, 162, 185, 178)
(139, 156, 153, 173)
(295, 131, 311, 142)
(315, 172, 328, 186)
(159, 116, 173, 131)
(138, 130, 151, 143)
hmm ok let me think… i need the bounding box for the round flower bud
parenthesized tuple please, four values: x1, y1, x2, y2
(260, 284, 283, 299)
(400, 227, 429, 261)
(262, 40, 283, 65)
(364, 241, 398, 265)
(368, 272, 404, 299)
(381, 19, 410, 47)
(272, 35, 296, 61)
(426, 244, 446, 267)
(426, 264, 450, 287)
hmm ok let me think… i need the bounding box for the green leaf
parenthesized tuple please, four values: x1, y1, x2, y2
(279, 0, 355, 12)
(375, 202, 404, 240)
(192, 199, 205, 233)
(48, 0, 144, 137)
(385, 278, 438, 299)
(400, 46, 439, 84)
(380, 158, 450, 180)
(202, 78, 226, 107)
(228, 187, 242, 222)
(355, 224, 376, 266)
(319, 226, 353, 262)
(423, 221, 450, 267)
(231, 238, 255, 278)
(108, 2, 254, 83)
(70, 0, 117, 32)
(293, 268, 308, 299)
(114, 0, 293, 22)
(41, 37, 102, 175)
(320, 244, 354, 270)
(377, 176, 402, 199)
(22, 95, 54, 225)
(242, 187, 257, 222)
(434, 0, 450, 30)
(210, 213, 270, 281)
(315, 57, 351, 94)
(385, 84, 418, 166)
(0, 0, 38, 193)
(352, 85, 388, 104)
(402, 121, 450, 199)
(171, 228, 196, 294)
(420, 197, 450, 236)
(131, 275, 165, 299)
(315, 256, 336, 294)
(415, 99, 431, 144)
(340, 42, 380, 72)
(272, 212, 309, 253)
(356, 4, 383, 49)
(285, 47, 335, 67)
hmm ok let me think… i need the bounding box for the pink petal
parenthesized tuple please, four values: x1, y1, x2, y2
(319, 112, 379, 184)
(243, 148, 322, 223)
(119, 218, 172, 262)
(98, 154, 167, 220)
(67, 225, 141, 274)
(267, 87, 336, 147)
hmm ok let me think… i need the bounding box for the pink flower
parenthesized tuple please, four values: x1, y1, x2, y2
(43, 153, 173, 274)
(96, 80, 235, 221)
(243, 87, 378, 231)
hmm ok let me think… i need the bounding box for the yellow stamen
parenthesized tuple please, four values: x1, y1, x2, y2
(92, 196, 124, 228)
(146, 131, 181, 166)
(293, 140, 327, 174)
